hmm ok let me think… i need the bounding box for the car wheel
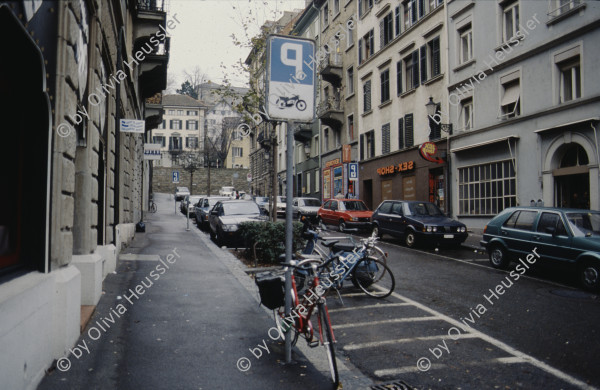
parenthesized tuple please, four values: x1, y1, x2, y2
(580, 260, 600, 292)
(371, 224, 382, 239)
(338, 220, 346, 232)
(216, 230, 225, 247)
(489, 244, 510, 269)
(404, 230, 417, 248)
(209, 228, 216, 240)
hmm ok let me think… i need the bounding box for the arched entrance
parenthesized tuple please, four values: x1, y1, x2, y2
(543, 131, 598, 210)
(554, 143, 590, 208)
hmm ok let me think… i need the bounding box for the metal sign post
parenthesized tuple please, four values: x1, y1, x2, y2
(266, 34, 315, 364)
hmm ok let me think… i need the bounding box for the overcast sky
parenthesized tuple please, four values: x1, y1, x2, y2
(166, 0, 306, 92)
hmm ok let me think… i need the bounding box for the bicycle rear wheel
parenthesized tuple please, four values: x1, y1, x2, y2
(352, 258, 395, 298)
(366, 245, 387, 266)
(318, 302, 339, 386)
(150, 202, 157, 213)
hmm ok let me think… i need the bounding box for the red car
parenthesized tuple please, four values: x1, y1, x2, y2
(317, 199, 373, 232)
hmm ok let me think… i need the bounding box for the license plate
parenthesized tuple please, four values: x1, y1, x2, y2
(444, 234, 454, 239)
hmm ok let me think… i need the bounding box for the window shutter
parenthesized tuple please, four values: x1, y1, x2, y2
(412, 51, 419, 88)
(382, 124, 390, 154)
(398, 118, 404, 149)
(169, 137, 173, 149)
(360, 134, 365, 160)
(380, 19, 385, 49)
(420, 45, 427, 84)
(405, 114, 414, 147)
(169, 120, 173, 129)
(395, 6, 400, 36)
(359, 0, 363, 16)
(396, 61, 402, 95)
(418, 0, 425, 18)
(432, 37, 441, 76)
(370, 131, 375, 157)
(358, 39, 363, 63)
(369, 30, 374, 55)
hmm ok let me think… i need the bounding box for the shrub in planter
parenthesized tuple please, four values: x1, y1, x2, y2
(239, 221, 305, 264)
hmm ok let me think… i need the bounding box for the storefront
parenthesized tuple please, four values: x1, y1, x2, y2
(322, 156, 360, 201)
(358, 141, 448, 211)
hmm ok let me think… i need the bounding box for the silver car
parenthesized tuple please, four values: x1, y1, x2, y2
(292, 197, 322, 221)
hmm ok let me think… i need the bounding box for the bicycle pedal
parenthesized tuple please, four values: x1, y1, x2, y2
(307, 340, 320, 348)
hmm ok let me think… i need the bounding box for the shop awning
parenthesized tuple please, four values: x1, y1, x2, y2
(450, 135, 519, 153)
(534, 117, 600, 133)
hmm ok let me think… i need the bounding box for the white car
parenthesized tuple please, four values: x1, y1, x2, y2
(175, 186, 190, 201)
(292, 197, 322, 221)
(276, 196, 287, 217)
(219, 186, 235, 197)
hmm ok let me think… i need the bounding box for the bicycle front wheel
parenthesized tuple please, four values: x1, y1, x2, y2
(352, 258, 395, 298)
(366, 245, 387, 266)
(150, 203, 157, 213)
(318, 302, 339, 386)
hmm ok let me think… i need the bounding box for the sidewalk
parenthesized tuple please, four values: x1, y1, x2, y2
(462, 228, 485, 252)
(38, 193, 370, 390)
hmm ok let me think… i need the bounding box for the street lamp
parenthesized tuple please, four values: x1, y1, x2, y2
(426, 97, 453, 216)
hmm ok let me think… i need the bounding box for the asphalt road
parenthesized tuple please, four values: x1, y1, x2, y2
(311, 228, 600, 389)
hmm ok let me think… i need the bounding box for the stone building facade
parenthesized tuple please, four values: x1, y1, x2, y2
(0, 1, 169, 388)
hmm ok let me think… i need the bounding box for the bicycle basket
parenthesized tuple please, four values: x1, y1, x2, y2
(255, 272, 285, 310)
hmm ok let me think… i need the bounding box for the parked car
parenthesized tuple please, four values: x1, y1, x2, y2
(208, 200, 266, 247)
(254, 196, 270, 215)
(481, 206, 600, 291)
(180, 195, 203, 216)
(219, 186, 235, 197)
(276, 196, 287, 217)
(371, 200, 467, 248)
(175, 186, 190, 201)
(317, 199, 372, 232)
(194, 196, 230, 230)
(292, 197, 321, 221)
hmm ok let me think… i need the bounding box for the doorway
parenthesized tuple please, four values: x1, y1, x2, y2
(363, 179, 373, 209)
(553, 143, 590, 209)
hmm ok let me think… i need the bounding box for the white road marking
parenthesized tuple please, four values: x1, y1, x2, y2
(381, 289, 597, 390)
(118, 254, 160, 261)
(343, 333, 479, 351)
(333, 316, 440, 330)
(328, 302, 411, 313)
(374, 356, 528, 377)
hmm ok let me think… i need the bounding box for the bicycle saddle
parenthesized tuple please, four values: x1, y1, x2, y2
(321, 240, 339, 248)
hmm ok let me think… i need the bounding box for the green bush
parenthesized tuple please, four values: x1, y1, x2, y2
(239, 221, 305, 264)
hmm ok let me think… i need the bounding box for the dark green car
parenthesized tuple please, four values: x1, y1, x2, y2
(481, 207, 600, 291)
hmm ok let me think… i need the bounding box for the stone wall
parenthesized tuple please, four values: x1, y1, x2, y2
(152, 167, 251, 195)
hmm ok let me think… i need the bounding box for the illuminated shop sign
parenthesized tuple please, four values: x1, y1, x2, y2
(377, 161, 415, 176)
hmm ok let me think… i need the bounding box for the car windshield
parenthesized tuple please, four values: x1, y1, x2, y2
(278, 197, 286, 203)
(177, 187, 189, 192)
(340, 201, 368, 211)
(566, 212, 600, 237)
(207, 198, 226, 207)
(189, 196, 201, 203)
(223, 202, 260, 216)
(302, 199, 321, 207)
(406, 202, 444, 217)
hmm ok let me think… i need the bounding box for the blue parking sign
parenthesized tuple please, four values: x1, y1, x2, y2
(349, 163, 358, 180)
(266, 34, 315, 121)
(172, 171, 179, 183)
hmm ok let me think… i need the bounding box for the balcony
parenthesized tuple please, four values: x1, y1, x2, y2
(319, 53, 342, 86)
(317, 97, 343, 128)
(145, 93, 163, 131)
(294, 123, 313, 142)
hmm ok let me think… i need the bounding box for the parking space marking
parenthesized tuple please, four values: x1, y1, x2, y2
(333, 316, 440, 330)
(378, 289, 596, 390)
(343, 333, 479, 351)
(328, 302, 411, 313)
(374, 357, 528, 377)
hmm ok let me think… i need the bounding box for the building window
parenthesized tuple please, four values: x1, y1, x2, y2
(458, 160, 517, 215)
(161, 120, 165, 129)
(459, 24, 473, 64)
(170, 120, 182, 130)
(427, 36, 441, 78)
(187, 110, 197, 116)
(186, 120, 198, 130)
(549, 0, 582, 18)
(359, 29, 374, 64)
(333, 0, 340, 15)
(404, 114, 414, 147)
(168, 110, 175, 115)
(404, 50, 419, 91)
(461, 98, 473, 131)
(323, 3, 329, 27)
(382, 123, 390, 154)
(348, 114, 355, 141)
(395, 6, 401, 36)
(347, 18, 355, 48)
(333, 128, 341, 148)
(380, 12, 394, 49)
(380, 69, 390, 103)
(153, 136, 166, 146)
(359, 0, 374, 17)
(186, 137, 198, 148)
(363, 80, 372, 112)
(232, 147, 243, 157)
(396, 61, 402, 95)
(403, 0, 417, 30)
(366, 130, 375, 158)
(169, 136, 182, 150)
(556, 50, 581, 103)
(499, 74, 521, 119)
(324, 128, 329, 152)
(347, 66, 354, 96)
(177, 110, 183, 115)
(502, 0, 520, 43)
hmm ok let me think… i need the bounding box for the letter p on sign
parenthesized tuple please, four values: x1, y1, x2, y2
(280, 43, 304, 80)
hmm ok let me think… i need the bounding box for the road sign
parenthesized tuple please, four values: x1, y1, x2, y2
(120, 119, 145, 133)
(266, 34, 315, 122)
(247, 173, 252, 182)
(172, 171, 179, 183)
(144, 143, 161, 160)
(349, 163, 358, 180)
